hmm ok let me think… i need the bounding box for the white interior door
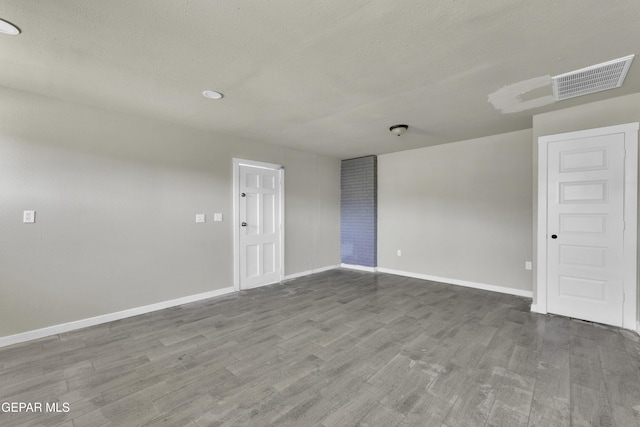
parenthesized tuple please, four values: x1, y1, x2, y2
(236, 161, 283, 290)
(546, 133, 625, 326)
(537, 123, 639, 330)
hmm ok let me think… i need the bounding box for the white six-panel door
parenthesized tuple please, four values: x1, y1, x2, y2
(234, 159, 284, 290)
(537, 123, 638, 330)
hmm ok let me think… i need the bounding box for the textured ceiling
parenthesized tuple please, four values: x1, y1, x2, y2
(1, 0, 639, 159)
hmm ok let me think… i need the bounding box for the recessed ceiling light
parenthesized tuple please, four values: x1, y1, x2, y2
(0, 18, 20, 35)
(202, 90, 223, 100)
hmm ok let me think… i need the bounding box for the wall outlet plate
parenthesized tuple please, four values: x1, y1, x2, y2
(195, 214, 205, 223)
(23, 210, 35, 223)
(213, 213, 223, 222)
(525, 261, 532, 270)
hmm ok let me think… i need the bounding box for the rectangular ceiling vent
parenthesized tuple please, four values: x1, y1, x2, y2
(552, 54, 635, 101)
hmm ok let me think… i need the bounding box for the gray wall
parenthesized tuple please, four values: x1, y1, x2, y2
(0, 87, 340, 338)
(532, 92, 640, 323)
(378, 129, 533, 292)
(341, 156, 377, 267)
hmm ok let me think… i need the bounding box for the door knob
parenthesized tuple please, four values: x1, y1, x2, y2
(551, 234, 557, 239)
(241, 222, 247, 227)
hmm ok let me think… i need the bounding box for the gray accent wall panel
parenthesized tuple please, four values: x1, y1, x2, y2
(341, 155, 377, 267)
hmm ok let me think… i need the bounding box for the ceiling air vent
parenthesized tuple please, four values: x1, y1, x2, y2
(552, 54, 635, 101)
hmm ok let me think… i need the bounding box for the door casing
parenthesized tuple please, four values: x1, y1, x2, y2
(233, 158, 285, 291)
(535, 122, 638, 330)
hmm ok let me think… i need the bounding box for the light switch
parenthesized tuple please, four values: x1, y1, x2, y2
(213, 213, 223, 222)
(23, 210, 35, 223)
(195, 214, 205, 223)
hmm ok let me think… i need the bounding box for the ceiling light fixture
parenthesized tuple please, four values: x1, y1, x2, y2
(389, 124, 408, 136)
(0, 18, 20, 35)
(202, 90, 224, 100)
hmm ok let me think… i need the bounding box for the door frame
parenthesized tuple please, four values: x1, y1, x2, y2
(232, 158, 285, 291)
(536, 122, 638, 330)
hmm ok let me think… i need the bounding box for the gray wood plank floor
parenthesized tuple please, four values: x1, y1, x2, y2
(1, 269, 640, 426)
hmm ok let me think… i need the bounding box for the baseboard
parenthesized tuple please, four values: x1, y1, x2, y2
(284, 264, 340, 281)
(376, 267, 533, 298)
(340, 263, 378, 273)
(530, 303, 548, 314)
(0, 266, 535, 348)
(0, 286, 236, 348)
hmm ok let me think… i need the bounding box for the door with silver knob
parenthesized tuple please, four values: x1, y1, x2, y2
(237, 161, 283, 290)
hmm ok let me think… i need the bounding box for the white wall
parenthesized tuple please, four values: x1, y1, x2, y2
(0, 87, 340, 338)
(378, 129, 533, 294)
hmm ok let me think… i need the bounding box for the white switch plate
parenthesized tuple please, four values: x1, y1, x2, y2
(397, 249, 402, 256)
(23, 210, 35, 223)
(195, 214, 205, 223)
(525, 261, 532, 270)
(213, 213, 223, 222)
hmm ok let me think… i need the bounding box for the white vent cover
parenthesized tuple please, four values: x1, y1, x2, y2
(552, 55, 635, 101)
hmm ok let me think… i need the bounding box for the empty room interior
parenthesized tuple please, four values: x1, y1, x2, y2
(2, 1, 640, 426)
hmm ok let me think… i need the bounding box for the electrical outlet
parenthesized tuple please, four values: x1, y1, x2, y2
(213, 213, 223, 222)
(195, 214, 205, 223)
(525, 261, 532, 270)
(23, 210, 35, 223)
(397, 249, 402, 256)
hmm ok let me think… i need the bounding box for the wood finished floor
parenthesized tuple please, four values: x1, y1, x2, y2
(1, 269, 640, 427)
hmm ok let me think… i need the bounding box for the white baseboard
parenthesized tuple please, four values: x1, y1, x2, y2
(0, 286, 236, 348)
(376, 267, 533, 298)
(1, 265, 343, 348)
(340, 263, 378, 273)
(0, 266, 542, 348)
(284, 264, 340, 281)
(530, 303, 548, 314)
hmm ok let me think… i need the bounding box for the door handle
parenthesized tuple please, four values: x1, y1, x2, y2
(551, 234, 557, 239)
(241, 222, 247, 227)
